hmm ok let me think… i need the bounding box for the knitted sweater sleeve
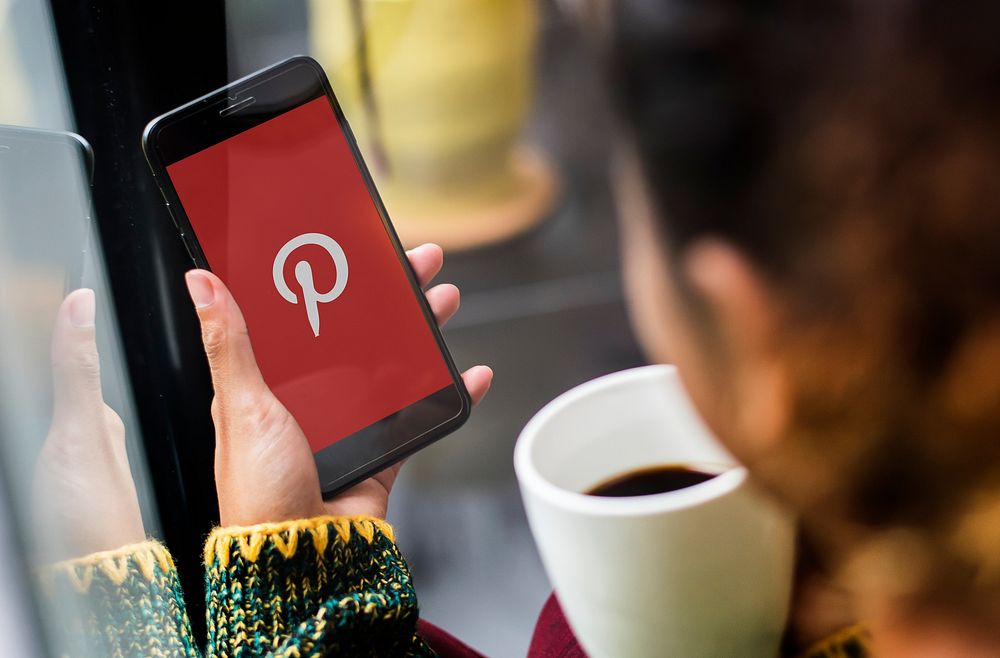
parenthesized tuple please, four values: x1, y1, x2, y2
(796, 624, 872, 658)
(203, 515, 437, 658)
(42, 516, 434, 657)
(41, 540, 199, 658)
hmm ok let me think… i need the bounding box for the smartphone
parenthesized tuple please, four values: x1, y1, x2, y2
(0, 126, 93, 291)
(0, 126, 93, 457)
(142, 56, 471, 496)
(0, 125, 156, 539)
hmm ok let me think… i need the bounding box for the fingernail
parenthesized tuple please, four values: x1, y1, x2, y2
(469, 365, 493, 379)
(185, 270, 215, 308)
(69, 289, 96, 327)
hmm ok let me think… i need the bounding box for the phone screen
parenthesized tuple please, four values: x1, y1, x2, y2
(163, 96, 455, 453)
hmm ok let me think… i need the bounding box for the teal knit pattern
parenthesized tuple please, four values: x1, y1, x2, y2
(42, 540, 198, 658)
(204, 516, 436, 657)
(44, 517, 437, 657)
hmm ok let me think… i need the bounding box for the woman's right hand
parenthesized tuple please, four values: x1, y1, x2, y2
(186, 243, 492, 527)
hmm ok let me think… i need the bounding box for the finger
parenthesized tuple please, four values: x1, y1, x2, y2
(425, 283, 460, 327)
(406, 243, 444, 288)
(51, 289, 104, 424)
(462, 366, 493, 407)
(185, 270, 267, 399)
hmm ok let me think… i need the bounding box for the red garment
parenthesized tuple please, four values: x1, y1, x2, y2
(418, 593, 586, 658)
(418, 619, 488, 658)
(528, 594, 587, 658)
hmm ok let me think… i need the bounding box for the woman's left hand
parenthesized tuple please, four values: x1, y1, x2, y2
(33, 290, 146, 560)
(186, 243, 492, 527)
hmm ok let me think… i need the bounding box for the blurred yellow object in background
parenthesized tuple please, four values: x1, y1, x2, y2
(310, 0, 557, 251)
(0, 0, 34, 125)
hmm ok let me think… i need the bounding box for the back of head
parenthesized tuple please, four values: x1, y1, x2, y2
(608, 0, 1000, 612)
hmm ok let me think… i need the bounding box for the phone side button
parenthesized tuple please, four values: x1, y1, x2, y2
(177, 231, 197, 265)
(162, 200, 179, 227)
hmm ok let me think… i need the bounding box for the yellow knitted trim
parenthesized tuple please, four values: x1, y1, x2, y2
(798, 624, 872, 658)
(42, 540, 173, 594)
(203, 515, 395, 567)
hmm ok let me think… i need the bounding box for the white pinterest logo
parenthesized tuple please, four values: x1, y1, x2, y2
(272, 232, 349, 337)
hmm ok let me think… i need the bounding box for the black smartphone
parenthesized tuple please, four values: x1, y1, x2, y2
(142, 56, 470, 496)
(0, 125, 94, 460)
(0, 126, 93, 292)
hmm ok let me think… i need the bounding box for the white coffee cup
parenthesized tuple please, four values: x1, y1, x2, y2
(514, 365, 795, 658)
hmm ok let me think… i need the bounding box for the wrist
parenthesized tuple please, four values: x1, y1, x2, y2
(216, 490, 326, 527)
(205, 514, 396, 567)
(204, 515, 419, 656)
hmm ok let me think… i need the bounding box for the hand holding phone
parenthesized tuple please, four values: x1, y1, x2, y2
(186, 245, 492, 526)
(144, 57, 483, 496)
(33, 290, 145, 559)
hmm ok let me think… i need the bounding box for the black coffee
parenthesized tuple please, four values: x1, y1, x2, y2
(586, 465, 719, 497)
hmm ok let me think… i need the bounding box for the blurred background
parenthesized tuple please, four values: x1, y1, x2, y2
(0, 0, 644, 655)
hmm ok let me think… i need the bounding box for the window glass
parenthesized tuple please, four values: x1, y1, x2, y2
(0, 1, 163, 655)
(0, 0, 71, 129)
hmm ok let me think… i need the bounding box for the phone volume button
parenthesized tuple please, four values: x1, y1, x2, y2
(179, 233, 197, 264)
(162, 203, 195, 263)
(162, 200, 181, 229)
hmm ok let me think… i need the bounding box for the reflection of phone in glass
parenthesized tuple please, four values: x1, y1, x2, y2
(0, 126, 94, 454)
(142, 56, 470, 496)
(0, 126, 93, 292)
(0, 125, 153, 524)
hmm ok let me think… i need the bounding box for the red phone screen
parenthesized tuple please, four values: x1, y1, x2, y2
(165, 96, 454, 452)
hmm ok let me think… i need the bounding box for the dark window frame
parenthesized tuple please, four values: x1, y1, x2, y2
(48, 0, 231, 633)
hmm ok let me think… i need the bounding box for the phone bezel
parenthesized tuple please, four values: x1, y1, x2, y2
(0, 125, 94, 290)
(142, 56, 471, 497)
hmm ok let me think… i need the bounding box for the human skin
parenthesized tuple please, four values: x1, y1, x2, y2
(35, 244, 491, 561)
(185, 243, 493, 526)
(610, 144, 1000, 655)
(611, 148, 857, 650)
(33, 289, 146, 561)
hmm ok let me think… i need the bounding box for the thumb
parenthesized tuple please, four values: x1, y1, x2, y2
(185, 270, 267, 401)
(50, 289, 104, 426)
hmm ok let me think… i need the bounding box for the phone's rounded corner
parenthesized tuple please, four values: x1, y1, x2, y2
(64, 132, 95, 183)
(141, 118, 163, 160)
(318, 389, 471, 500)
(286, 54, 325, 74)
(65, 131, 93, 159)
(454, 381, 474, 429)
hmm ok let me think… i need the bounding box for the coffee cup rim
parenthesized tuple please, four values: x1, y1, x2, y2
(514, 365, 749, 516)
